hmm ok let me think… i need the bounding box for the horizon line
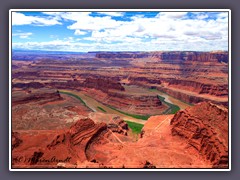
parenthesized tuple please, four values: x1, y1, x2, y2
(12, 49, 229, 53)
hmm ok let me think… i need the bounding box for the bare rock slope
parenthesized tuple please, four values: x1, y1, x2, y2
(171, 102, 228, 168)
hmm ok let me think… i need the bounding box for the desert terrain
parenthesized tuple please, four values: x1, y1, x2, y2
(11, 50, 229, 169)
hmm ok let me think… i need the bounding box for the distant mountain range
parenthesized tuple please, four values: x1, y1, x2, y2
(12, 49, 87, 55)
(11, 49, 95, 61)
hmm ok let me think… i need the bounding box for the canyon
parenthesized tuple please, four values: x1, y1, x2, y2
(12, 51, 228, 107)
(11, 50, 229, 169)
(12, 101, 228, 168)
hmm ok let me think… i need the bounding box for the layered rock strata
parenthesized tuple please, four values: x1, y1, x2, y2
(12, 88, 62, 106)
(170, 102, 228, 168)
(95, 51, 228, 63)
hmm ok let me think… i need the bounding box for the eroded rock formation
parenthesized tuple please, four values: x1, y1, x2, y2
(83, 77, 125, 92)
(167, 79, 228, 96)
(12, 101, 229, 169)
(12, 88, 62, 106)
(46, 118, 108, 162)
(85, 88, 166, 115)
(95, 51, 228, 63)
(170, 102, 228, 168)
(12, 50, 228, 107)
(12, 117, 131, 168)
(12, 88, 92, 130)
(12, 132, 23, 150)
(12, 82, 45, 89)
(11, 50, 229, 169)
(156, 86, 228, 106)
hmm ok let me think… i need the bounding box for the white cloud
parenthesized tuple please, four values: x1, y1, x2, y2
(59, 12, 91, 21)
(45, 12, 124, 32)
(42, 12, 64, 16)
(66, 15, 122, 31)
(12, 11, 229, 51)
(157, 12, 188, 19)
(97, 12, 125, 17)
(74, 30, 87, 35)
(12, 32, 33, 39)
(12, 12, 62, 26)
(12, 33, 228, 52)
(196, 14, 208, 20)
(13, 40, 92, 51)
(217, 12, 228, 19)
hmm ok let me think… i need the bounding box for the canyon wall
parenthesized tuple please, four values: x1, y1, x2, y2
(95, 51, 228, 63)
(166, 79, 228, 96)
(12, 88, 62, 106)
(85, 89, 165, 115)
(12, 117, 130, 168)
(156, 86, 228, 106)
(170, 102, 228, 168)
(83, 77, 125, 92)
(12, 103, 229, 168)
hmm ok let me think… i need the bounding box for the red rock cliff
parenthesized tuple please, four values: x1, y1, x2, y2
(170, 102, 228, 168)
(95, 51, 228, 63)
(83, 77, 125, 93)
(12, 88, 62, 106)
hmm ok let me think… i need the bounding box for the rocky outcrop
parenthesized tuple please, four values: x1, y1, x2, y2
(12, 88, 62, 106)
(95, 52, 151, 59)
(12, 109, 227, 168)
(199, 84, 228, 96)
(12, 71, 39, 78)
(12, 118, 131, 168)
(12, 82, 45, 89)
(167, 79, 228, 96)
(12, 50, 228, 110)
(46, 118, 108, 162)
(161, 51, 228, 63)
(95, 51, 228, 63)
(46, 80, 83, 91)
(12, 132, 23, 150)
(156, 86, 228, 107)
(143, 161, 156, 168)
(11, 50, 229, 169)
(47, 118, 107, 148)
(107, 116, 128, 135)
(83, 77, 125, 93)
(12, 76, 125, 94)
(107, 92, 163, 114)
(128, 76, 161, 85)
(86, 89, 165, 115)
(170, 102, 228, 168)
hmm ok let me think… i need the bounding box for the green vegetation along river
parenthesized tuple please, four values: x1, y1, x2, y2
(59, 85, 191, 123)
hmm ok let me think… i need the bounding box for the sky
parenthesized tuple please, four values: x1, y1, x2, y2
(11, 11, 229, 52)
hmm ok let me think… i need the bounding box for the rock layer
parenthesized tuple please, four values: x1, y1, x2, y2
(95, 51, 228, 63)
(12, 88, 92, 130)
(170, 102, 228, 168)
(12, 132, 23, 150)
(12, 102, 228, 169)
(12, 50, 228, 107)
(12, 117, 131, 168)
(85, 88, 165, 115)
(83, 77, 125, 92)
(156, 86, 228, 106)
(47, 118, 108, 163)
(12, 88, 62, 106)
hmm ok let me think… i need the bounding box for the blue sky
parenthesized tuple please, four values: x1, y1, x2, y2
(11, 11, 229, 52)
